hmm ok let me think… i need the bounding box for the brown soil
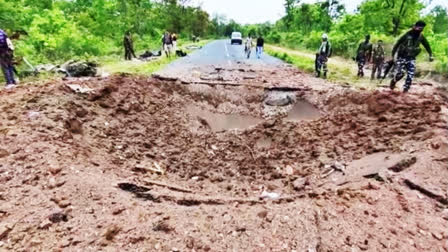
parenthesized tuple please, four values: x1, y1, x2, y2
(0, 65, 447, 251)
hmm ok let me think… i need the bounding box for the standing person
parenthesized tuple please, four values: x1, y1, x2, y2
(0, 29, 16, 88)
(172, 33, 178, 52)
(123, 31, 136, 60)
(162, 32, 173, 58)
(356, 35, 373, 77)
(390, 20, 433, 93)
(256, 35, 264, 59)
(245, 36, 252, 59)
(315, 33, 332, 79)
(371, 40, 385, 80)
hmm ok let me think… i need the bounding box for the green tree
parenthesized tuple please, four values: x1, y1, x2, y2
(432, 6, 448, 34)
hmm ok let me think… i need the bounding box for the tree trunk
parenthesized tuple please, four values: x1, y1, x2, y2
(392, 17, 400, 36)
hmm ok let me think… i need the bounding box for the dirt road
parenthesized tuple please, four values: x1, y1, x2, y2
(0, 43, 447, 251)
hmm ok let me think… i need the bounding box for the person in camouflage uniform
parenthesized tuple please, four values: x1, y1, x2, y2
(356, 35, 373, 77)
(315, 33, 332, 79)
(371, 40, 385, 80)
(0, 29, 16, 87)
(390, 21, 433, 92)
(123, 31, 136, 60)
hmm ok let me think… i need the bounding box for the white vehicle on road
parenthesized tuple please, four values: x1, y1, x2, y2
(230, 32, 242, 45)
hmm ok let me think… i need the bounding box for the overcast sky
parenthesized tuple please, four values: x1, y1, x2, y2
(194, 0, 448, 24)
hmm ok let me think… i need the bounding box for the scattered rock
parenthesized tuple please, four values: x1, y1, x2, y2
(57, 200, 71, 208)
(260, 191, 280, 200)
(0, 149, 9, 158)
(389, 157, 417, 172)
(432, 232, 444, 241)
(262, 120, 276, 128)
(292, 177, 309, 191)
(257, 210, 268, 219)
(48, 166, 62, 175)
(152, 220, 173, 233)
(103, 225, 121, 241)
(112, 207, 126, 215)
(265, 95, 293, 106)
(65, 118, 83, 134)
(0, 224, 12, 239)
(48, 212, 68, 223)
(442, 209, 448, 221)
(39, 219, 53, 230)
(185, 236, 195, 249)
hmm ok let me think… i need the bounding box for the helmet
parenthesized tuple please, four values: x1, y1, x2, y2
(322, 34, 328, 40)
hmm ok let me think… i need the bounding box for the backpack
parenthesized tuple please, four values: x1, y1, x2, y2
(398, 33, 423, 58)
(0, 29, 8, 49)
(357, 42, 372, 57)
(163, 33, 172, 44)
(373, 45, 385, 60)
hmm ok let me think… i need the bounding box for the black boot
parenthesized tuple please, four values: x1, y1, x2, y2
(315, 71, 321, 78)
(390, 79, 396, 90)
(323, 71, 327, 79)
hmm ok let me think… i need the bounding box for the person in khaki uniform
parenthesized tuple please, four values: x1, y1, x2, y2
(371, 40, 385, 80)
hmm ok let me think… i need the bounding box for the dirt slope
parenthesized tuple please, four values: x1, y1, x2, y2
(0, 69, 447, 251)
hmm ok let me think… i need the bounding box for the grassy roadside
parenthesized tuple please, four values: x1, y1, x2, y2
(1, 40, 211, 86)
(265, 44, 444, 89)
(100, 40, 211, 75)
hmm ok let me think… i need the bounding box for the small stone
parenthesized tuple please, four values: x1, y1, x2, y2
(39, 219, 53, 229)
(266, 212, 275, 222)
(49, 166, 62, 175)
(48, 212, 68, 223)
(257, 210, 268, 218)
(30, 238, 43, 246)
(432, 232, 443, 241)
(103, 225, 121, 241)
(292, 178, 308, 191)
(285, 166, 294, 175)
(0, 149, 9, 158)
(0, 224, 12, 239)
(185, 236, 195, 249)
(223, 214, 232, 222)
(442, 209, 448, 221)
(155, 243, 161, 250)
(262, 120, 276, 128)
(112, 207, 125, 215)
(171, 248, 180, 252)
(57, 200, 71, 208)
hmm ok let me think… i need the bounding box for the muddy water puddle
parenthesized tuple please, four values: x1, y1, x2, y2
(286, 100, 321, 121)
(187, 105, 263, 132)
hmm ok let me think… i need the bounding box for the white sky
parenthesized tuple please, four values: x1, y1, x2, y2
(193, 0, 448, 24)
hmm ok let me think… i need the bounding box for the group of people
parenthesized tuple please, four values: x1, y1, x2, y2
(0, 21, 435, 93)
(123, 31, 178, 60)
(244, 35, 265, 59)
(315, 20, 433, 93)
(0, 29, 16, 88)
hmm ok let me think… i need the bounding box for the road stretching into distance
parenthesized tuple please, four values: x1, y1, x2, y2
(156, 39, 283, 79)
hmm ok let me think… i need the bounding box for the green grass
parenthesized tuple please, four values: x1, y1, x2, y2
(265, 45, 378, 89)
(100, 56, 176, 75)
(265, 44, 447, 90)
(96, 40, 212, 75)
(0, 40, 212, 85)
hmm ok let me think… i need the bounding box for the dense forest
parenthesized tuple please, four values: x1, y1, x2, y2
(0, 0, 231, 64)
(0, 0, 447, 74)
(240, 0, 448, 74)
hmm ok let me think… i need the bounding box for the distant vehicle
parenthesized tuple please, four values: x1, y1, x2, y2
(230, 32, 242, 45)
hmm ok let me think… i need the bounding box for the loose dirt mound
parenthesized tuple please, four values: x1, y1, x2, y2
(0, 75, 447, 251)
